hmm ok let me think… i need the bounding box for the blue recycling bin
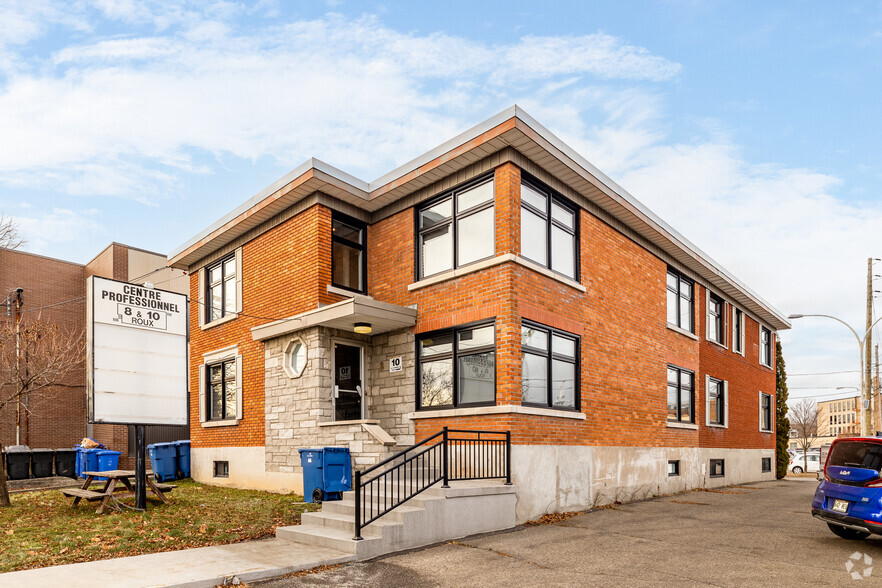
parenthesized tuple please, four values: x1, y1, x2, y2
(299, 449, 323, 503)
(173, 440, 191, 479)
(148, 442, 178, 482)
(322, 447, 352, 496)
(76, 447, 103, 480)
(97, 450, 121, 474)
(299, 447, 351, 503)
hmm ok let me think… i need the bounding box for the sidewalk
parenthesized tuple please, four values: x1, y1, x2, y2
(0, 538, 355, 588)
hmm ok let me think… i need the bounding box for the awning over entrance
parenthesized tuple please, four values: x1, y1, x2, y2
(251, 295, 417, 341)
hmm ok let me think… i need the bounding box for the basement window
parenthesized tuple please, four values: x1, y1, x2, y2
(709, 459, 725, 478)
(667, 460, 680, 477)
(214, 461, 229, 478)
(762, 457, 772, 473)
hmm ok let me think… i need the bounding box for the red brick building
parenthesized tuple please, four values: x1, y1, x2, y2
(169, 107, 788, 520)
(0, 243, 188, 465)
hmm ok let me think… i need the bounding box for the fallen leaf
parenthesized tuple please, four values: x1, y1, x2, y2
(5, 530, 12, 536)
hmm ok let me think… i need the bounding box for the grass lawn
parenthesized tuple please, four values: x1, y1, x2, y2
(0, 479, 319, 573)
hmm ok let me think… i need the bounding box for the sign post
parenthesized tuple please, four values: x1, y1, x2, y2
(87, 276, 188, 510)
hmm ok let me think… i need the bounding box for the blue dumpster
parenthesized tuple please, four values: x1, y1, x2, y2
(299, 449, 324, 503)
(148, 442, 177, 482)
(322, 447, 352, 497)
(97, 450, 121, 474)
(76, 447, 103, 480)
(173, 440, 191, 479)
(299, 447, 351, 503)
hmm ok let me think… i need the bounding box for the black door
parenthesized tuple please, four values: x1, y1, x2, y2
(335, 343, 362, 421)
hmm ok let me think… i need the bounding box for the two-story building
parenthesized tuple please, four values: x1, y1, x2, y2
(169, 106, 788, 521)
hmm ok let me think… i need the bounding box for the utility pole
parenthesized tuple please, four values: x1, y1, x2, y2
(12, 288, 22, 445)
(867, 259, 874, 436)
(873, 343, 882, 431)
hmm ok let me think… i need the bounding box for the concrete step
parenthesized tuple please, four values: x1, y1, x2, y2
(276, 525, 371, 555)
(320, 498, 431, 521)
(300, 511, 402, 537)
(342, 485, 447, 502)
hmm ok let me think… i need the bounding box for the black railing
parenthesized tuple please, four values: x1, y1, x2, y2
(353, 427, 511, 540)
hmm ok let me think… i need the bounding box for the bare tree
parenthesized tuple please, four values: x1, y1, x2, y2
(0, 319, 83, 506)
(0, 214, 25, 250)
(789, 397, 819, 474)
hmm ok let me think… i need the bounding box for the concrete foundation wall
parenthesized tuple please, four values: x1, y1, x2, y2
(192, 446, 302, 494)
(511, 445, 775, 523)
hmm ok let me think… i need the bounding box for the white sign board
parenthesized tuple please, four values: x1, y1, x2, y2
(389, 357, 403, 373)
(87, 276, 188, 425)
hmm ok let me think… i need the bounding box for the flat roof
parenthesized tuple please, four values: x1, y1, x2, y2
(169, 105, 789, 331)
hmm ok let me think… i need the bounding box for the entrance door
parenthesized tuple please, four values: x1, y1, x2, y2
(334, 343, 363, 421)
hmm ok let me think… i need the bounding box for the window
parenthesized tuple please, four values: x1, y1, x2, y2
(762, 457, 772, 473)
(706, 377, 727, 426)
(707, 293, 724, 345)
(760, 392, 773, 432)
(666, 269, 693, 332)
(206, 254, 237, 322)
(667, 460, 680, 476)
(520, 179, 578, 280)
(418, 177, 495, 278)
(283, 338, 308, 378)
(207, 358, 237, 421)
(521, 321, 579, 410)
(214, 461, 229, 478)
(332, 213, 366, 292)
(732, 307, 744, 354)
(709, 459, 725, 478)
(418, 322, 495, 409)
(760, 326, 772, 367)
(667, 365, 695, 424)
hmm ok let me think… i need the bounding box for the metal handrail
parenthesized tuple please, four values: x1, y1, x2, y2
(353, 427, 511, 540)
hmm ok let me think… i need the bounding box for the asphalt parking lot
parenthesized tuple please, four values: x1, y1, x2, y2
(258, 478, 882, 587)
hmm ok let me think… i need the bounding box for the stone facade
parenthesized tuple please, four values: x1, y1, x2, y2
(264, 326, 415, 478)
(368, 329, 416, 446)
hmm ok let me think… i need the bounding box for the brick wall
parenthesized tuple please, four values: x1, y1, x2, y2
(0, 249, 86, 450)
(190, 204, 342, 449)
(189, 159, 776, 459)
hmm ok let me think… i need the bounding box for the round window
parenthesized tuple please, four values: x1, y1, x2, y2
(290, 342, 306, 376)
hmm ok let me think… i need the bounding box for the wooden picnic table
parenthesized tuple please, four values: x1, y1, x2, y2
(60, 469, 175, 514)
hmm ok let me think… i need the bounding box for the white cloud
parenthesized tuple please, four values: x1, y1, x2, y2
(15, 208, 104, 254)
(0, 13, 682, 197)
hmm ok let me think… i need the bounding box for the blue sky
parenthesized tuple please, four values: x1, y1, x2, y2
(3, 0, 882, 404)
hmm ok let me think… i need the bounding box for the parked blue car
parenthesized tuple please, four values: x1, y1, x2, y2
(812, 437, 882, 540)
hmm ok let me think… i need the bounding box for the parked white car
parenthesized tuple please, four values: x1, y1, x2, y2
(790, 453, 821, 474)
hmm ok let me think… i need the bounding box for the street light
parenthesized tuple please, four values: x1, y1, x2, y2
(788, 313, 882, 436)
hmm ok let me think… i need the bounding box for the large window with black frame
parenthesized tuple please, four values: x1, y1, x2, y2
(521, 321, 579, 410)
(417, 176, 495, 279)
(708, 293, 724, 345)
(206, 255, 236, 322)
(666, 268, 693, 332)
(667, 365, 694, 424)
(332, 213, 366, 293)
(520, 178, 578, 280)
(418, 322, 496, 409)
(208, 358, 237, 421)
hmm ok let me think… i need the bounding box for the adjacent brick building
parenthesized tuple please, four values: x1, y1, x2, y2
(0, 243, 188, 465)
(169, 106, 789, 520)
